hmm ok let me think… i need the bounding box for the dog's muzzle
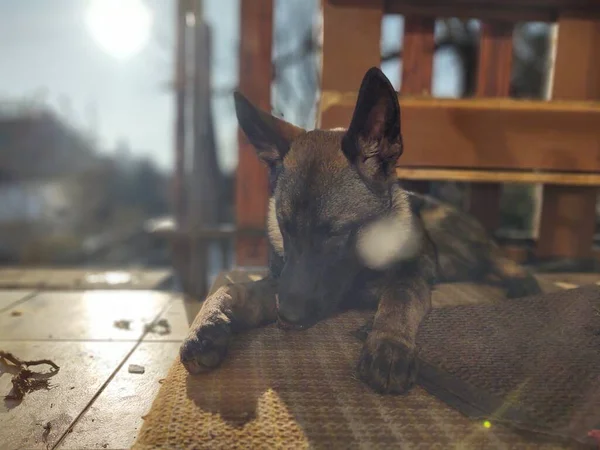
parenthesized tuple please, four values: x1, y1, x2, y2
(275, 294, 311, 331)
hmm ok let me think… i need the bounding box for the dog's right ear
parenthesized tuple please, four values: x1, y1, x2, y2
(342, 67, 402, 185)
(234, 91, 305, 166)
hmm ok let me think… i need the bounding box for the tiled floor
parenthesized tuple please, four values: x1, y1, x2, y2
(2, 269, 600, 450)
(0, 277, 200, 450)
(0, 268, 172, 291)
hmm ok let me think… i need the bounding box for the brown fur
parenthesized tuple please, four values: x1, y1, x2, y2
(180, 67, 541, 395)
(180, 278, 277, 374)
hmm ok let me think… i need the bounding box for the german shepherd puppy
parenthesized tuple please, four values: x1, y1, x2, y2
(180, 67, 541, 395)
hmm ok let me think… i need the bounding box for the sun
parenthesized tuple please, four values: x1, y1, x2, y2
(85, 0, 153, 60)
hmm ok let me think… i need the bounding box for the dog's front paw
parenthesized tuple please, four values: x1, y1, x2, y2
(356, 333, 418, 395)
(180, 319, 232, 375)
(504, 274, 542, 299)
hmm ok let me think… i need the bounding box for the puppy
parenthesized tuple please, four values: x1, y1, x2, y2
(180, 67, 541, 394)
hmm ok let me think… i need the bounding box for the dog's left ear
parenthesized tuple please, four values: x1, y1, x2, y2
(342, 67, 403, 184)
(234, 91, 305, 166)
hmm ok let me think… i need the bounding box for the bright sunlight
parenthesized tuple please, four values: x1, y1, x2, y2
(85, 0, 153, 60)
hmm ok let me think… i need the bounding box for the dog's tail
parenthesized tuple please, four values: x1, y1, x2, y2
(488, 249, 542, 299)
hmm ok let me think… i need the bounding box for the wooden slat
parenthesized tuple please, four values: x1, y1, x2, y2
(329, 0, 600, 22)
(536, 17, 600, 259)
(468, 21, 514, 233)
(400, 17, 435, 194)
(395, 168, 600, 186)
(319, 0, 383, 127)
(171, 0, 191, 300)
(173, 0, 188, 227)
(322, 96, 600, 171)
(152, 224, 266, 239)
(189, 19, 218, 297)
(538, 186, 597, 258)
(235, 0, 273, 266)
(386, 1, 600, 22)
(475, 22, 514, 98)
(401, 18, 435, 96)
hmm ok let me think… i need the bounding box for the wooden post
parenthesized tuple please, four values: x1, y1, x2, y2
(320, 0, 383, 127)
(401, 18, 435, 96)
(173, 0, 188, 226)
(235, 0, 273, 266)
(191, 17, 221, 297)
(536, 17, 600, 260)
(171, 0, 192, 296)
(400, 17, 435, 194)
(467, 21, 514, 233)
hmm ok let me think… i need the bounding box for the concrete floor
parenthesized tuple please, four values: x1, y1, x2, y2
(0, 269, 200, 450)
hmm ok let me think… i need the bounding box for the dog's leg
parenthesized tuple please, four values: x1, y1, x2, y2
(356, 274, 431, 394)
(180, 277, 278, 375)
(488, 252, 542, 298)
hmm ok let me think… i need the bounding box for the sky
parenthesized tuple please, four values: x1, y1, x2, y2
(0, 0, 460, 174)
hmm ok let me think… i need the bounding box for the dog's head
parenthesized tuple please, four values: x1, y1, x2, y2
(234, 67, 420, 329)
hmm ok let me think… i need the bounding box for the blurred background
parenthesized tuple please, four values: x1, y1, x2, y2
(0, 0, 559, 290)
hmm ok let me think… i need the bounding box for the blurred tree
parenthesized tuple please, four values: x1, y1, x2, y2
(130, 158, 169, 216)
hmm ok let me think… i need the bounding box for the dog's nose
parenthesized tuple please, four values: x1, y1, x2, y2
(277, 309, 304, 326)
(276, 294, 310, 326)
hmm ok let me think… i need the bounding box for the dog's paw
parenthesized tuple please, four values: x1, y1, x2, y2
(180, 320, 232, 375)
(356, 333, 418, 395)
(504, 275, 542, 299)
(351, 319, 373, 343)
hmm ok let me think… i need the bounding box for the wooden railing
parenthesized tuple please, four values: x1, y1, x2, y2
(318, 0, 600, 262)
(171, 0, 600, 296)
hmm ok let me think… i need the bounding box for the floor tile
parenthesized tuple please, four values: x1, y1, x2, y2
(79, 269, 172, 290)
(58, 342, 181, 450)
(0, 290, 172, 341)
(0, 290, 34, 312)
(536, 273, 600, 286)
(0, 269, 26, 287)
(143, 296, 199, 342)
(0, 340, 134, 450)
(0, 268, 172, 291)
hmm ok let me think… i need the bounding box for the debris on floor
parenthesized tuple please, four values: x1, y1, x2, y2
(41, 421, 51, 443)
(144, 318, 171, 336)
(10, 310, 22, 317)
(113, 319, 132, 330)
(0, 351, 60, 401)
(128, 364, 145, 374)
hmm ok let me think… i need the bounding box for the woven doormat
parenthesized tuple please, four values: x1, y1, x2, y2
(417, 285, 600, 448)
(133, 274, 600, 449)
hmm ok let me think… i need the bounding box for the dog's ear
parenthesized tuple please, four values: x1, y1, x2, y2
(342, 67, 403, 184)
(234, 91, 305, 166)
